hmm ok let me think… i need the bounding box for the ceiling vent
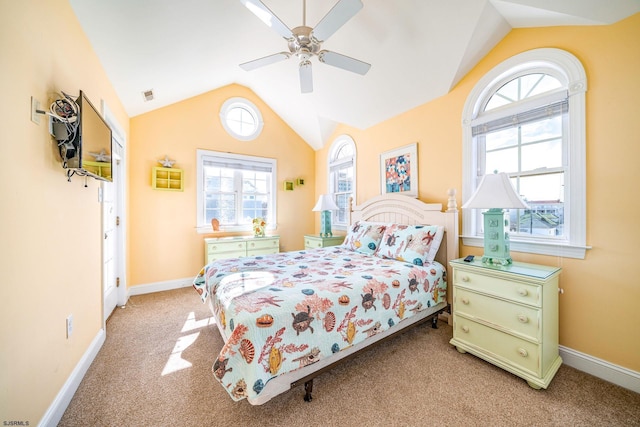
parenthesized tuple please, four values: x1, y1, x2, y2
(142, 89, 154, 102)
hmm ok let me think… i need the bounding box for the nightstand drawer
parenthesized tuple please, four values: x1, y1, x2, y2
(454, 270, 540, 307)
(304, 238, 322, 248)
(247, 238, 279, 251)
(454, 287, 541, 341)
(304, 235, 344, 250)
(453, 317, 540, 376)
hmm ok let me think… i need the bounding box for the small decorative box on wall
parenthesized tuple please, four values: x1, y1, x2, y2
(152, 167, 183, 191)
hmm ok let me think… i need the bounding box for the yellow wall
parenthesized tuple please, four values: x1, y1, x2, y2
(2, 2, 638, 424)
(0, 0, 129, 424)
(317, 14, 640, 372)
(129, 84, 315, 286)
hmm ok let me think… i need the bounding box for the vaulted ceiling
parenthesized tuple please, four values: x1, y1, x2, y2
(69, 0, 640, 150)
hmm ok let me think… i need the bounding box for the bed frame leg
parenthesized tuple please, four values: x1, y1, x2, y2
(304, 379, 313, 402)
(431, 315, 438, 329)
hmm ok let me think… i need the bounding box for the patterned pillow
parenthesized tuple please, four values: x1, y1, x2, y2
(341, 221, 388, 255)
(376, 224, 444, 265)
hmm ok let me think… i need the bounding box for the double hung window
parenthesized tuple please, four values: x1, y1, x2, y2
(196, 150, 276, 232)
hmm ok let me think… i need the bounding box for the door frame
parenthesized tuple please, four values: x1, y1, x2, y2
(102, 101, 127, 323)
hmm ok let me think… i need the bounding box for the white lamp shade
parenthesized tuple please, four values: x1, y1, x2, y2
(312, 194, 339, 211)
(462, 172, 529, 209)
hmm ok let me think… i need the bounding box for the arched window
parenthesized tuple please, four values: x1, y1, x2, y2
(462, 48, 588, 258)
(328, 135, 356, 229)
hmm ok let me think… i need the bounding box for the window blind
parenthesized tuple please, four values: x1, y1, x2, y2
(330, 158, 353, 173)
(473, 99, 568, 137)
(202, 156, 273, 173)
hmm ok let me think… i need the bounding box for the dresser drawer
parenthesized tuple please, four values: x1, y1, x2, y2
(207, 240, 246, 254)
(454, 270, 540, 307)
(247, 238, 279, 251)
(454, 317, 540, 376)
(454, 287, 541, 341)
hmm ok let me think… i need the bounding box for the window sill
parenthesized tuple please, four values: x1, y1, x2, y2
(461, 235, 590, 259)
(196, 224, 277, 234)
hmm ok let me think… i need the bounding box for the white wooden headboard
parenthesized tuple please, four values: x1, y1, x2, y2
(349, 191, 459, 304)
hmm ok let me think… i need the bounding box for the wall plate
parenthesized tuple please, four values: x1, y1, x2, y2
(31, 96, 41, 124)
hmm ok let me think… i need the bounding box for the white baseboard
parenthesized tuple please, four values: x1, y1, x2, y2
(127, 277, 193, 297)
(560, 345, 640, 393)
(39, 329, 105, 427)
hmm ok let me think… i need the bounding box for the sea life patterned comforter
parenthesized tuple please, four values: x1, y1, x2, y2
(192, 246, 447, 402)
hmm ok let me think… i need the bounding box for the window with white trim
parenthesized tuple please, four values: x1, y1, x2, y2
(462, 48, 588, 258)
(328, 135, 356, 229)
(196, 150, 276, 233)
(220, 97, 264, 141)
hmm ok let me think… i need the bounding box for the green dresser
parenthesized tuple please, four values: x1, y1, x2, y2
(205, 236, 279, 264)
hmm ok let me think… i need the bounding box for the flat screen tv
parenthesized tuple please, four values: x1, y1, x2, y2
(57, 91, 113, 182)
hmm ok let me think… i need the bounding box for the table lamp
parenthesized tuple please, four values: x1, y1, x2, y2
(462, 172, 528, 265)
(312, 194, 339, 237)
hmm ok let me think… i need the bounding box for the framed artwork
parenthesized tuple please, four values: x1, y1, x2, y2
(283, 181, 294, 191)
(380, 143, 418, 197)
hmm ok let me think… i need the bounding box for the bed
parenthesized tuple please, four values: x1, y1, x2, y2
(192, 191, 459, 405)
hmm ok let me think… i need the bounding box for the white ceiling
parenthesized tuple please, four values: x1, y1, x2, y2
(69, 0, 640, 150)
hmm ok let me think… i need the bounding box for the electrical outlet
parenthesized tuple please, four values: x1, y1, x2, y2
(66, 314, 74, 338)
(31, 96, 42, 125)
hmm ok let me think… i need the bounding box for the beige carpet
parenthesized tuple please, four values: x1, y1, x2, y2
(59, 288, 640, 427)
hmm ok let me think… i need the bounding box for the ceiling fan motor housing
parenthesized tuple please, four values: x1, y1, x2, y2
(289, 26, 321, 61)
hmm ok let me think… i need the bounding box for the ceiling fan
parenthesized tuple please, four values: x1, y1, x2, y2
(239, 0, 371, 93)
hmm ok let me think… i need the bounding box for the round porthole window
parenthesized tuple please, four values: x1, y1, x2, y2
(220, 97, 263, 141)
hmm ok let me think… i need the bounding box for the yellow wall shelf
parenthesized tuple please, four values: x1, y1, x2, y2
(152, 167, 183, 191)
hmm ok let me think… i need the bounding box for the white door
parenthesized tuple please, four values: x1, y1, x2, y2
(102, 156, 118, 322)
(101, 101, 127, 323)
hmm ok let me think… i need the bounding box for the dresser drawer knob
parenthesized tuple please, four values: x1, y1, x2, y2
(461, 297, 469, 305)
(461, 325, 470, 333)
(517, 314, 529, 323)
(461, 275, 470, 282)
(517, 288, 529, 296)
(517, 348, 529, 358)
(211, 246, 217, 251)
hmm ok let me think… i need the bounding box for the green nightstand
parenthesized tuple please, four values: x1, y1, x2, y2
(449, 258, 562, 389)
(304, 234, 344, 250)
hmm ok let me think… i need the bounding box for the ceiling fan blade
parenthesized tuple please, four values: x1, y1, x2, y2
(311, 0, 363, 42)
(318, 50, 370, 75)
(240, 52, 291, 71)
(299, 60, 313, 93)
(240, 0, 293, 40)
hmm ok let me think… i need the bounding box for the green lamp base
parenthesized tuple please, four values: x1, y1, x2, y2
(481, 255, 513, 266)
(481, 208, 513, 266)
(319, 210, 333, 238)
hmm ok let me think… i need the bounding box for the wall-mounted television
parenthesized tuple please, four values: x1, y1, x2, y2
(53, 90, 113, 182)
